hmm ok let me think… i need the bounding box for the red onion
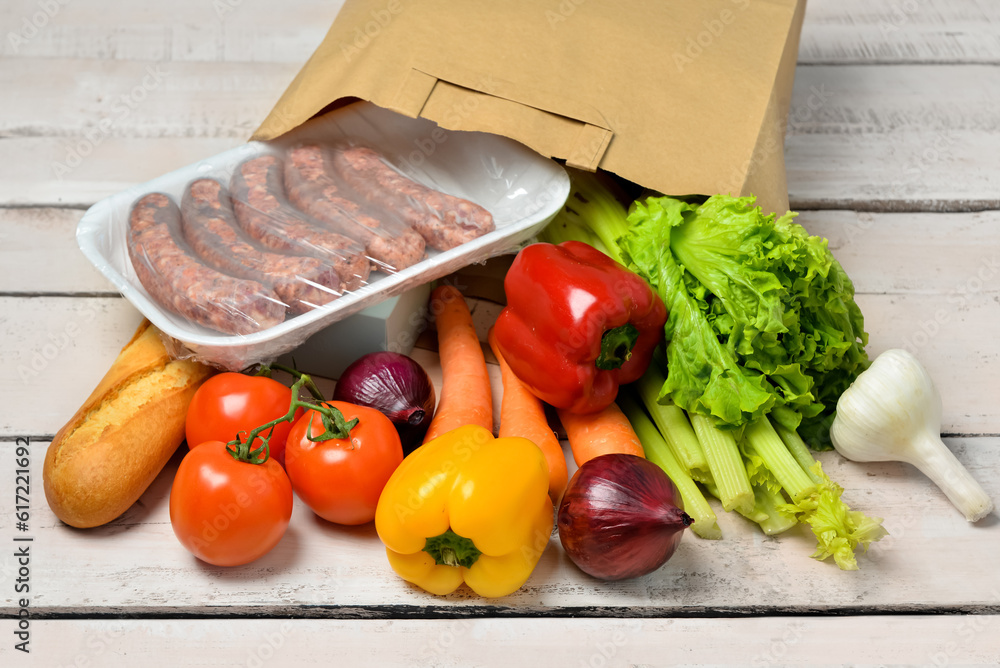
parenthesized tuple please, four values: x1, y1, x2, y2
(557, 453, 692, 581)
(333, 352, 435, 455)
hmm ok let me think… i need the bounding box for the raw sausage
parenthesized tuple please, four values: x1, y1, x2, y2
(330, 144, 495, 250)
(284, 144, 426, 273)
(181, 178, 342, 315)
(127, 192, 285, 335)
(229, 155, 371, 291)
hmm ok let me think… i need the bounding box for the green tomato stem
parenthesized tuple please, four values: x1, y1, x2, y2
(225, 372, 353, 465)
(262, 362, 327, 401)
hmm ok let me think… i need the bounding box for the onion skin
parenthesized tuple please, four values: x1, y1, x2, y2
(333, 352, 436, 455)
(557, 453, 692, 581)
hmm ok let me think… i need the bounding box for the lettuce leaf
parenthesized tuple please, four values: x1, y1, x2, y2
(620, 194, 870, 449)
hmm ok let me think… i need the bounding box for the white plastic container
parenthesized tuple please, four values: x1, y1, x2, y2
(77, 102, 570, 369)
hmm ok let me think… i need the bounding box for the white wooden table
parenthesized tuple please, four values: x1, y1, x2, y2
(2, 1, 1000, 665)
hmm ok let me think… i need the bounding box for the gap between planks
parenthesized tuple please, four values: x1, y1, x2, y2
(13, 603, 1000, 621)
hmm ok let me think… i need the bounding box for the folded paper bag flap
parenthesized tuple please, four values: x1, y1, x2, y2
(252, 0, 806, 215)
(393, 67, 613, 172)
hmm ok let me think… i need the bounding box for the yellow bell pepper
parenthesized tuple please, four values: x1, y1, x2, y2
(374, 424, 554, 598)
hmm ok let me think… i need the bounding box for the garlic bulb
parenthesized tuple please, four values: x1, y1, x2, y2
(830, 349, 994, 522)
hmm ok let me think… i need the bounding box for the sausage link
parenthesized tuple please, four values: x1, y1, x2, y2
(330, 144, 495, 251)
(230, 155, 371, 291)
(127, 193, 285, 335)
(284, 144, 426, 272)
(180, 178, 342, 315)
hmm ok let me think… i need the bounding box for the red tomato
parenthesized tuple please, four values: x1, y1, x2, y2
(185, 372, 302, 466)
(169, 441, 293, 567)
(285, 401, 403, 526)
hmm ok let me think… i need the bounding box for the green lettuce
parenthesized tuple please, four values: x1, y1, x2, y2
(619, 194, 870, 450)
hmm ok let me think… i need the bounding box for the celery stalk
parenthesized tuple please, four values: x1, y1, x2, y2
(537, 168, 630, 263)
(689, 414, 754, 514)
(774, 421, 824, 485)
(754, 419, 888, 569)
(743, 418, 816, 502)
(749, 482, 798, 535)
(636, 366, 710, 481)
(538, 209, 612, 256)
(620, 395, 722, 540)
(702, 477, 787, 531)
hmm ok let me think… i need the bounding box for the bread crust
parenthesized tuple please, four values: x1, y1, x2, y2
(43, 320, 216, 528)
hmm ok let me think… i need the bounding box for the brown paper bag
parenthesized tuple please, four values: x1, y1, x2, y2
(252, 0, 805, 215)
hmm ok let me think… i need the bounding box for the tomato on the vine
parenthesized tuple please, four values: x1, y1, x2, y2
(285, 401, 403, 526)
(169, 441, 293, 567)
(185, 372, 302, 466)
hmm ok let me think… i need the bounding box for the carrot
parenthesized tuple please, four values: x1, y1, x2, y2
(422, 285, 493, 443)
(487, 327, 569, 501)
(558, 402, 646, 467)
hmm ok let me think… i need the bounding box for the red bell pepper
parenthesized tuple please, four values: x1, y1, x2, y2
(493, 240, 667, 414)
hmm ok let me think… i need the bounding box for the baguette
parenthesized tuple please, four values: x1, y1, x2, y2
(43, 319, 216, 528)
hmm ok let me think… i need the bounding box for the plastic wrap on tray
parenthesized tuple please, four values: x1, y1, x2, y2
(126, 192, 287, 336)
(229, 155, 373, 291)
(78, 101, 570, 371)
(179, 178, 344, 315)
(283, 143, 427, 274)
(327, 139, 496, 251)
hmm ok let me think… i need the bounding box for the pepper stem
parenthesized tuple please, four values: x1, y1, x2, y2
(423, 529, 482, 569)
(595, 323, 640, 370)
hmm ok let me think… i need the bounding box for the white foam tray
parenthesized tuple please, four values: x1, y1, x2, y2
(77, 102, 570, 369)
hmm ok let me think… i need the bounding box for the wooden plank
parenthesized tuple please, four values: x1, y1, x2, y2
(4, 205, 999, 301)
(785, 64, 1000, 212)
(2, 208, 998, 436)
(858, 292, 999, 436)
(799, 0, 1000, 64)
(2, 433, 997, 615)
(5, 617, 1000, 665)
(0, 137, 244, 207)
(0, 60, 997, 209)
(0, 0, 340, 63)
(0, 58, 298, 140)
(0, 297, 143, 438)
(0, 207, 111, 294)
(4, 0, 998, 67)
(1, 290, 996, 438)
(796, 209, 1000, 297)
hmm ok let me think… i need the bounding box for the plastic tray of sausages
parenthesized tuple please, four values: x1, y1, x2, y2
(77, 101, 571, 370)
